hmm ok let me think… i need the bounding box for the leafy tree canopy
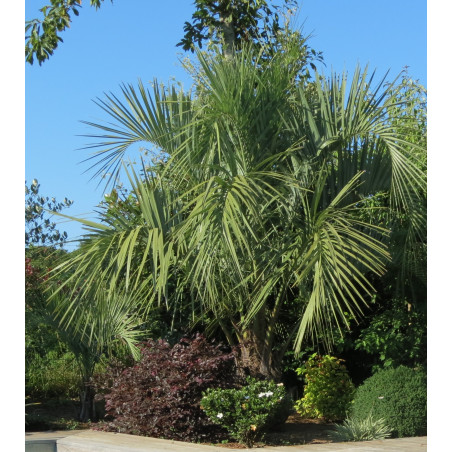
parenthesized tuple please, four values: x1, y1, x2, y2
(177, 0, 296, 56)
(25, 0, 111, 65)
(25, 179, 73, 247)
(25, 0, 306, 64)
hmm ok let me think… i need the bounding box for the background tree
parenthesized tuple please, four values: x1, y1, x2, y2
(25, 181, 74, 402)
(25, 0, 110, 65)
(178, 0, 295, 58)
(25, 179, 73, 248)
(26, 0, 319, 68)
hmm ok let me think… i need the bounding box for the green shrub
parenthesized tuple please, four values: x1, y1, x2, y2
(26, 351, 81, 399)
(201, 377, 293, 448)
(351, 366, 426, 437)
(355, 298, 426, 372)
(294, 353, 355, 421)
(328, 414, 392, 442)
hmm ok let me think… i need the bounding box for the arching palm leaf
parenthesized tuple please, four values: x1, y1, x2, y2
(54, 41, 426, 374)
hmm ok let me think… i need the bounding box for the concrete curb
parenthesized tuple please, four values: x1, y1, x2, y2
(57, 430, 236, 452)
(25, 430, 427, 452)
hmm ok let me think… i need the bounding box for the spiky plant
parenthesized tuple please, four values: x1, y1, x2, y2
(328, 414, 392, 442)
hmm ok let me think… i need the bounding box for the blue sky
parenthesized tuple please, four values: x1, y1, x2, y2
(25, 0, 426, 248)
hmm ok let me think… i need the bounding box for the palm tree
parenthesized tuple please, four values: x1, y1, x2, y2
(53, 41, 426, 378)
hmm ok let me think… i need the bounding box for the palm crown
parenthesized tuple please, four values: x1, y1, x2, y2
(52, 41, 426, 377)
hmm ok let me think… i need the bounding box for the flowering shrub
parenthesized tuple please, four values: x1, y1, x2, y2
(201, 377, 293, 447)
(295, 353, 355, 421)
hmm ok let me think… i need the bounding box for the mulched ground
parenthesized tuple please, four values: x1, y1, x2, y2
(26, 398, 91, 432)
(265, 415, 335, 446)
(26, 400, 334, 447)
(205, 414, 335, 448)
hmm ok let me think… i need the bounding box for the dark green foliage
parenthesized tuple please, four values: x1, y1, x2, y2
(178, 0, 294, 52)
(26, 351, 81, 399)
(201, 377, 293, 447)
(93, 335, 242, 442)
(294, 354, 355, 421)
(355, 299, 426, 372)
(25, 246, 76, 399)
(25, 399, 87, 432)
(351, 366, 427, 437)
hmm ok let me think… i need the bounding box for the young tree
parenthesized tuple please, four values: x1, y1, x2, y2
(25, 179, 144, 420)
(48, 289, 145, 421)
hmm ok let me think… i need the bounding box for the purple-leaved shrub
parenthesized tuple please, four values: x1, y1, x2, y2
(93, 335, 242, 442)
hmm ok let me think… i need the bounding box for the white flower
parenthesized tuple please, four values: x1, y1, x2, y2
(378, 396, 384, 399)
(258, 391, 274, 398)
(217, 413, 224, 419)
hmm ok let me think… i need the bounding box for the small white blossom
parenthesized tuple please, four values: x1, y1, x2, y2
(217, 413, 224, 419)
(258, 391, 274, 398)
(378, 396, 384, 399)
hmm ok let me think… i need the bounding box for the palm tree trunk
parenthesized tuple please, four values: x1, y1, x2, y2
(237, 308, 281, 379)
(79, 380, 97, 422)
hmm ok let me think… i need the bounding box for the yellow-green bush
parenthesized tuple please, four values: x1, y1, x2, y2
(295, 354, 355, 421)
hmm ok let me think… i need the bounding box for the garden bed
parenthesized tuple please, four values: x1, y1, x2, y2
(205, 415, 334, 448)
(25, 398, 91, 432)
(26, 400, 334, 448)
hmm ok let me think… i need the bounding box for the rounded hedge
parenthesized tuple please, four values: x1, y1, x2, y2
(350, 366, 426, 437)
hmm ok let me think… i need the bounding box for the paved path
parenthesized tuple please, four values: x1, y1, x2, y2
(25, 430, 427, 452)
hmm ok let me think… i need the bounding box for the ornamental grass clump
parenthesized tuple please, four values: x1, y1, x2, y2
(201, 377, 293, 448)
(328, 413, 392, 442)
(295, 353, 355, 421)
